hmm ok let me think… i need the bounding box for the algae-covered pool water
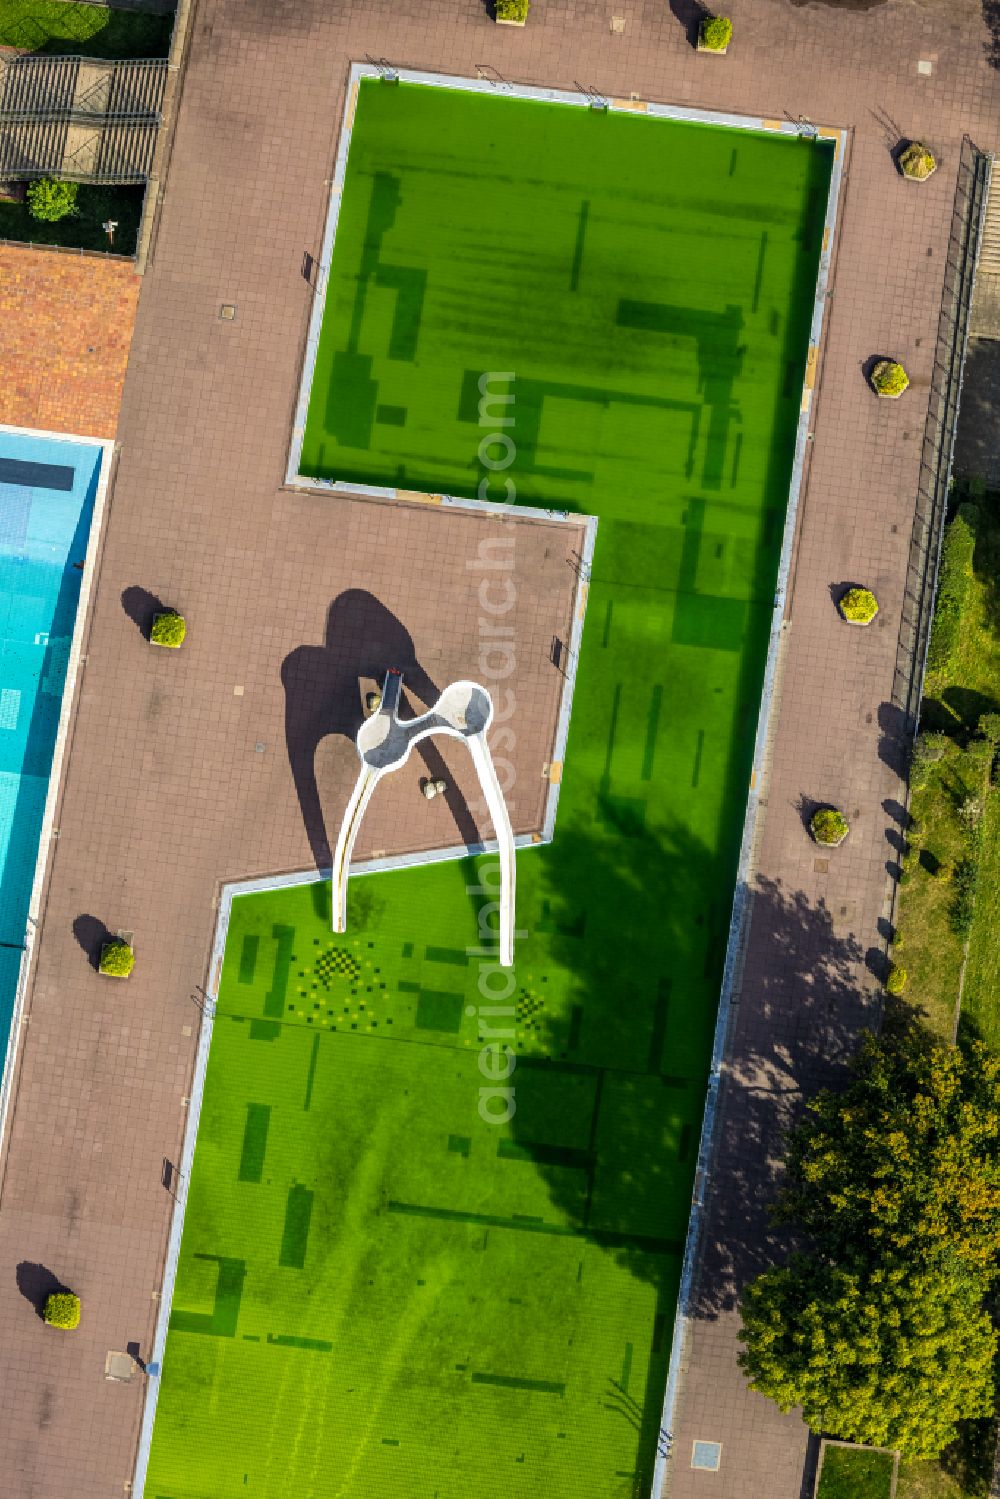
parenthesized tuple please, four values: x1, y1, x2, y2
(143, 81, 833, 1499)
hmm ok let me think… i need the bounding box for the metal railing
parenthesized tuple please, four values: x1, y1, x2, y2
(893, 136, 993, 736)
(0, 54, 166, 182)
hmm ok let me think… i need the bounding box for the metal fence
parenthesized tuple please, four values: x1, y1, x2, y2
(0, 54, 166, 183)
(892, 136, 993, 736)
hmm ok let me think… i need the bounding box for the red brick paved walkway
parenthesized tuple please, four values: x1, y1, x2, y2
(0, 1, 998, 1496)
(0, 246, 139, 438)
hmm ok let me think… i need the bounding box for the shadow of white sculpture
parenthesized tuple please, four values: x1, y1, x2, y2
(331, 669, 517, 967)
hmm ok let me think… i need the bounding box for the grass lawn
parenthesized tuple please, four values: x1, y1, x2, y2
(0, 184, 143, 255)
(145, 82, 834, 1498)
(896, 498, 1000, 1045)
(0, 0, 172, 57)
(892, 495, 1000, 1496)
(896, 1416, 996, 1499)
(817, 1446, 895, 1499)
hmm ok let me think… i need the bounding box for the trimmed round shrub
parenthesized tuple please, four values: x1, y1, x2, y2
(900, 142, 937, 180)
(811, 807, 849, 845)
(495, 0, 529, 19)
(886, 964, 907, 995)
(100, 939, 135, 978)
(26, 178, 78, 223)
(43, 1292, 80, 1330)
(151, 611, 186, 649)
(699, 14, 733, 49)
(871, 359, 909, 397)
(839, 586, 879, 624)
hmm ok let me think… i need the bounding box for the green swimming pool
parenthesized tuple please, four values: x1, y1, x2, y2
(143, 81, 834, 1498)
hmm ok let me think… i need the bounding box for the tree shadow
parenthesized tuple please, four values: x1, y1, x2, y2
(787, 0, 887, 9)
(865, 945, 892, 984)
(939, 1413, 998, 1494)
(867, 105, 903, 156)
(281, 590, 478, 869)
(72, 913, 112, 971)
(963, 492, 1000, 636)
(16, 1262, 70, 1318)
(506, 814, 872, 1346)
(940, 686, 999, 741)
(828, 581, 853, 612)
(878, 701, 911, 777)
(667, 0, 707, 45)
(882, 797, 911, 830)
(862, 353, 908, 394)
(983, 0, 1000, 69)
(795, 792, 835, 837)
(120, 586, 167, 641)
(889, 138, 926, 177)
(686, 874, 872, 1317)
(885, 826, 908, 856)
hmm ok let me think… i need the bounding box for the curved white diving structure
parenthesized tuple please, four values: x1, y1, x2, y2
(331, 670, 517, 967)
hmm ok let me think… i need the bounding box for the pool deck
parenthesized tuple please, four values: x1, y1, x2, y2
(0, 0, 997, 1497)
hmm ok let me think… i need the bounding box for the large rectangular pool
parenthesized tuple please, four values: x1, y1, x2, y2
(0, 430, 104, 1056)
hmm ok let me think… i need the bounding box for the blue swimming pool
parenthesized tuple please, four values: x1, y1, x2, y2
(0, 430, 104, 1052)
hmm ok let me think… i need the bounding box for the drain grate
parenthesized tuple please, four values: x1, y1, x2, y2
(691, 1440, 722, 1471)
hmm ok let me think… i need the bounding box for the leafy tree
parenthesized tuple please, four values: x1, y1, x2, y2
(26, 178, 78, 223)
(776, 1034, 1000, 1276)
(739, 1250, 995, 1457)
(740, 1032, 1000, 1457)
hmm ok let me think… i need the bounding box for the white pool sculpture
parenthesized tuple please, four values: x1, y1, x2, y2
(331, 670, 517, 967)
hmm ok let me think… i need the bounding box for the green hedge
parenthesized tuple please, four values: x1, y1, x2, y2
(151, 611, 186, 648)
(839, 587, 878, 624)
(26, 178, 77, 223)
(811, 807, 849, 845)
(495, 0, 529, 19)
(43, 1292, 80, 1329)
(899, 142, 936, 180)
(100, 939, 134, 978)
(699, 14, 732, 49)
(871, 359, 909, 397)
(927, 511, 975, 675)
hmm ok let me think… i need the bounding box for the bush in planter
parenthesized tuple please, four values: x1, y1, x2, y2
(99, 939, 134, 978)
(871, 359, 909, 398)
(151, 611, 186, 649)
(886, 964, 907, 995)
(43, 1292, 80, 1330)
(699, 14, 732, 49)
(27, 178, 78, 223)
(495, 0, 529, 20)
(899, 142, 937, 181)
(811, 807, 849, 845)
(839, 586, 879, 624)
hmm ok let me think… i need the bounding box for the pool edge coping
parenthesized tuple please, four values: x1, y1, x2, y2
(653, 120, 848, 1498)
(0, 424, 115, 1164)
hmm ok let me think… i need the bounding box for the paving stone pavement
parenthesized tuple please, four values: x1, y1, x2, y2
(0, 246, 139, 438)
(0, 0, 998, 1496)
